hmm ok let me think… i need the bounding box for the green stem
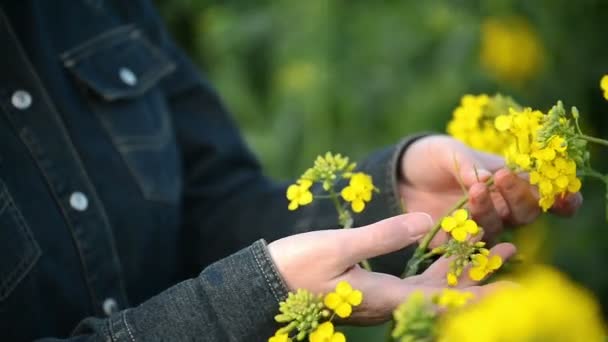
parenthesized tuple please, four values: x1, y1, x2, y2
(328, 188, 372, 271)
(401, 177, 495, 278)
(580, 134, 608, 147)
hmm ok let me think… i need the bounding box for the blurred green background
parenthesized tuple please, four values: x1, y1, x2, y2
(154, 0, 608, 339)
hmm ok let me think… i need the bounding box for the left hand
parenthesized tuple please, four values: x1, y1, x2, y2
(399, 135, 582, 245)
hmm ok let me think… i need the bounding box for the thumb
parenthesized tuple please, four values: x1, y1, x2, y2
(340, 213, 434, 268)
(447, 146, 504, 187)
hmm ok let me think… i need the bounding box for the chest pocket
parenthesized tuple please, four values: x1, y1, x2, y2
(62, 25, 181, 202)
(0, 179, 41, 301)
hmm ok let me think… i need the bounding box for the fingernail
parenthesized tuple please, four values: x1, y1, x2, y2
(568, 194, 583, 207)
(475, 169, 492, 181)
(404, 212, 434, 237)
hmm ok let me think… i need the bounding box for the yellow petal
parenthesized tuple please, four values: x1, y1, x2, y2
(335, 281, 353, 296)
(441, 216, 457, 232)
(495, 115, 512, 131)
(472, 253, 488, 267)
(352, 200, 365, 213)
(286, 185, 299, 200)
(469, 267, 487, 281)
(488, 255, 503, 270)
(347, 290, 363, 306)
(341, 186, 355, 201)
(555, 175, 569, 189)
(334, 302, 352, 318)
(601, 75, 608, 91)
(298, 191, 313, 205)
(324, 293, 342, 310)
(529, 171, 541, 185)
(298, 179, 313, 189)
(331, 332, 346, 342)
(317, 322, 334, 336)
(447, 273, 458, 286)
(288, 201, 298, 211)
(453, 209, 468, 222)
(568, 177, 582, 193)
(451, 227, 468, 242)
(463, 220, 479, 235)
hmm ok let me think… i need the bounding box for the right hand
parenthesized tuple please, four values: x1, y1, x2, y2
(268, 213, 517, 324)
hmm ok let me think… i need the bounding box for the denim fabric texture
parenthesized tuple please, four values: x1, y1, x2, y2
(0, 1, 416, 340)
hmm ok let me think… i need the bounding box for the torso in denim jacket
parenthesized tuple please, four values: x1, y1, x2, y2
(0, 1, 408, 340)
(0, 1, 190, 339)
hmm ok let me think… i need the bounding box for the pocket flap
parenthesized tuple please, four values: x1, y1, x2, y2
(61, 25, 176, 101)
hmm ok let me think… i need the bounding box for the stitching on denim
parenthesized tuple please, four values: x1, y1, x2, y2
(61, 25, 136, 65)
(122, 310, 136, 342)
(259, 240, 288, 300)
(252, 242, 281, 302)
(0, 180, 42, 300)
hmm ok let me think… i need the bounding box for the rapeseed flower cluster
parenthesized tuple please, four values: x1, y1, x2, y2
(437, 266, 606, 342)
(392, 289, 475, 342)
(286, 152, 377, 232)
(269, 281, 362, 342)
(446, 94, 518, 155)
(495, 103, 585, 211)
(440, 209, 479, 242)
(436, 209, 502, 286)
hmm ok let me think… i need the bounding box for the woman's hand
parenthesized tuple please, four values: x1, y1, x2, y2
(268, 213, 516, 324)
(400, 135, 582, 244)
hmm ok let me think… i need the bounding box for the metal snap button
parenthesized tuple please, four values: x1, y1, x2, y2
(11, 90, 33, 110)
(69, 192, 89, 211)
(102, 297, 118, 316)
(119, 67, 138, 86)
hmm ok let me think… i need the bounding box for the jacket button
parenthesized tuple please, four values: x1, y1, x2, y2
(119, 67, 138, 86)
(69, 192, 89, 211)
(11, 90, 33, 110)
(102, 298, 119, 316)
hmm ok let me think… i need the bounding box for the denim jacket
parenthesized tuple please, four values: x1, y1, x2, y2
(0, 1, 418, 341)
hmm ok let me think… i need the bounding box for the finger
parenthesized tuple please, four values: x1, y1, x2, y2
(468, 182, 503, 241)
(456, 243, 517, 287)
(342, 213, 434, 268)
(437, 140, 505, 187)
(339, 267, 444, 325)
(550, 192, 583, 217)
(436, 140, 494, 187)
(494, 169, 540, 225)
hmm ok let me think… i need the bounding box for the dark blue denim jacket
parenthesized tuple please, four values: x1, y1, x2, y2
(0, 0, 416, 340)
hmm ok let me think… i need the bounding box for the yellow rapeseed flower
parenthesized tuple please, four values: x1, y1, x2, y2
(446, 94, 515, 155)
(434, 289, 474, 310)
(268, 332, 291, 342)
(286, 179, 314, 210)
(340, 173, 375, 213)
(495, 107, 582, 211)
(440, 209, 480, 242)
(323, 281, 363, 318)
(468, 254, 502, 282)
(309, 322, 345, 342)
(480, 16, 544, 85)
(601, 75, 608, 100)
(446, 272, 458, 287)
(438, 265, 606, 342)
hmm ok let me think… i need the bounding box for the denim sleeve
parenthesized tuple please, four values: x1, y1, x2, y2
(36, 240, 287, 341)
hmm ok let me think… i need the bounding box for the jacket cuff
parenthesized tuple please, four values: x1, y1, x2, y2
(354, 133, 431, 275)
(74, 240, 288, 341)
